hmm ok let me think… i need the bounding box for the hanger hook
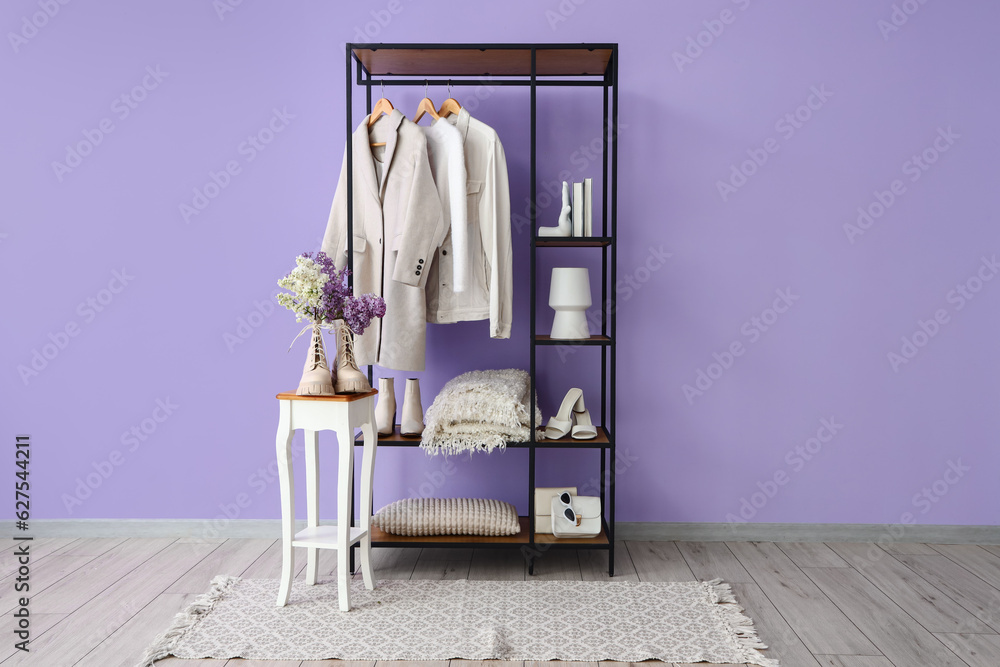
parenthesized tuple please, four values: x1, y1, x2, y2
(424, 79, 428, 98)
(380, 80, 385, 99)
(448, 79, 452, 98)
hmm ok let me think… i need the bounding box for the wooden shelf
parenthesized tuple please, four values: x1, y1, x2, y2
(363, 427, 423, 445)
(371, 518, 529, 545)
(357, 426, 610, 448)
(370, 517, 608, 547)
(535, 237, 612, 247)
(535, 525, 609, 545)
(352, 45, 614, 77)
(537, 426, 610, 448)
(535, 335, 611, 346)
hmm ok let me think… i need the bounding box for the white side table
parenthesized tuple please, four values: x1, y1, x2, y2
(274, 389, 378, 611)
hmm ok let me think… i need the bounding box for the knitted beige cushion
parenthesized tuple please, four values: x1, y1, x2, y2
(372, 498, 521, 537)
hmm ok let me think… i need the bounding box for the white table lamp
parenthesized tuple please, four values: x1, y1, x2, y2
(549, 267, 592, 340)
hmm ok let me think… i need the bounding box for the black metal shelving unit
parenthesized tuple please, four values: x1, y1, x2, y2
(345, 43, 618, 575)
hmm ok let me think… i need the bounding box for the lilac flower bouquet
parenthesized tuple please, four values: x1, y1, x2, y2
(276, 251, 386, 334)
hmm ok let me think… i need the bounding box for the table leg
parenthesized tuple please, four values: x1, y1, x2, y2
(359, 399, 378, 590)
(304, 429, 320, 586)
(336, 413, 354, 612)
(275, 400, 295, 607)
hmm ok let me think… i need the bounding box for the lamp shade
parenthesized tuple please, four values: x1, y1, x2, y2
(548, 267, 592, 339)
(549, 267, 592, 308)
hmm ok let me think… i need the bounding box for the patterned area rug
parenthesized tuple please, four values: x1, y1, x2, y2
(139, 576, 778, 666)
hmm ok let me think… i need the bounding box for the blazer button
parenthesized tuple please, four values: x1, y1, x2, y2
(418, 259, 424, 264)
(442, 250, 448, 256)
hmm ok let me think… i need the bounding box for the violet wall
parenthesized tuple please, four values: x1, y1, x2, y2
(3, 0, 998, 531)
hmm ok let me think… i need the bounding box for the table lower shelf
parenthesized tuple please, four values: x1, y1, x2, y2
(292, 525, 367, 549)
(369, 517, 609, 548)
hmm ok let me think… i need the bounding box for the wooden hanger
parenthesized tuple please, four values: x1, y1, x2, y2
(437, 97, 461, 118)
(413, 81, 439, 124)
(368, 82, 392, 147)
(436, 79, 462, 118)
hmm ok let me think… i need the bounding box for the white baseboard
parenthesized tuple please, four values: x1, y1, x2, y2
(3, 519, 310, 540)
(615, 521, 1000, 544)
(5, 519, 999, 544)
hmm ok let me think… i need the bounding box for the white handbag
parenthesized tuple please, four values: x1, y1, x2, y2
(533, 486, 577, 534)
(550, 493, 602, 538)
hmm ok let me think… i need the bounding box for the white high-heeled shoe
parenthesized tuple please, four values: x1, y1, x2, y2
(571, 405, 597, 440)
(544, 388, 583, 439)
(375, 377, 396, 436)
(537, 181, 573, 237)
(400, 378, 424, 437)
(544, 388, 598, 440)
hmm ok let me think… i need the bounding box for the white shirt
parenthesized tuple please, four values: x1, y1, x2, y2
(421, 119, 468, 293)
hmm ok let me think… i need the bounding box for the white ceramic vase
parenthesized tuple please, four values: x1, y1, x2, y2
(549, 267, 592, 340)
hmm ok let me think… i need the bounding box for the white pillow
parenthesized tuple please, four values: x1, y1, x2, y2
(372, 498, 521, 537)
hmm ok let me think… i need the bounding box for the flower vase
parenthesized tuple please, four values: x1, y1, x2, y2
(333, 319, 371, 393)
(296, 323, 335, 396)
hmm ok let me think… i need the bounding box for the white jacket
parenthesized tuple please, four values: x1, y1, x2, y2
(424, 108, 513, 338)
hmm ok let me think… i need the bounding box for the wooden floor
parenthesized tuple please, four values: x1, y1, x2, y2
(3, 538, 1000, 666)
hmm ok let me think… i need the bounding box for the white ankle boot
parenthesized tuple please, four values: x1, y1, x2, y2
(375, 378, 396, 436)
(537, 181, 573, 237)
(333, 320, 371, 394)
(296, 326, 335, 396)
(400, 378, 424, 437)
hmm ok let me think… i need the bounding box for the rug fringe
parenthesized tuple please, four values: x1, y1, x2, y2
(705, 578, 780, 667)
(134, 574, 239, 667)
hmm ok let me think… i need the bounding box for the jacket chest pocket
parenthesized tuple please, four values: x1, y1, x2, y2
(343, 235, 368, 276)
(465, 180, 484, 225)
(465, 180, 489, 280)
(343, 235, 367, 254)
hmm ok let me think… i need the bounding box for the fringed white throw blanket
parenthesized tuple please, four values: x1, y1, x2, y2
(138, 577, 778, 666)
(421, 368, 543, 455)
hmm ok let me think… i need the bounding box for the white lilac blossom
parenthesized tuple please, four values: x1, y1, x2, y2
(277, 252, 386, 334)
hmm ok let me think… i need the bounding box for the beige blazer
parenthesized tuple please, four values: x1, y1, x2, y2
(322, 110, 447, 371)
(424, 108, 513, 339)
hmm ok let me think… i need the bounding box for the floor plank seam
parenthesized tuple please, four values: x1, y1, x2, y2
(11, 538, 186, 654)
(1, 552, 103, 618)
(725, 542, 887, 661)
(163, 538, 229, 592)
(60, 537, 129, 558)
(237, 539, 279, 579)
(720, 543, 812, 657)
(800, 561, 976, 666)
(931, 544, 1000, 585)
(847, 547, 996, 640)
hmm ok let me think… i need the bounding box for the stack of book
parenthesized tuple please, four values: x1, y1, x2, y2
(572, 177, 594, 237)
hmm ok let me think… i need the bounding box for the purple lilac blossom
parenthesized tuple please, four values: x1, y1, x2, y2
(342, 293, 387, 335)
(298, 251, 386, 333)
